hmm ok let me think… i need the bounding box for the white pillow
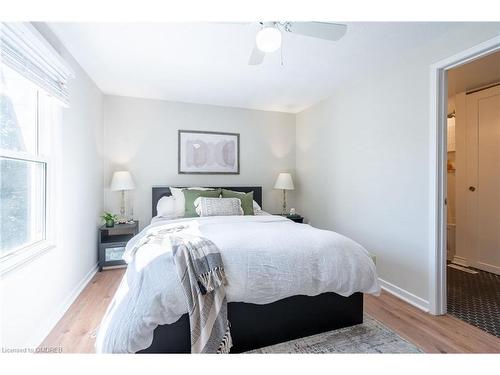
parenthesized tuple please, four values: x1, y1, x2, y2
(156, 196, 176, 218)
(169, 187, 216, 218)
(169, 187, 185, 218)
(194, 197, 243, 217)
(253, 200, 262, 212)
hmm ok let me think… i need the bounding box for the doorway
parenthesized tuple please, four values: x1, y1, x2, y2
(429, 35, 500, 321)
(446, 57, 500, 336)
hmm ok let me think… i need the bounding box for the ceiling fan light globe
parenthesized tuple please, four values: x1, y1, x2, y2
(256, 27, 282, 53)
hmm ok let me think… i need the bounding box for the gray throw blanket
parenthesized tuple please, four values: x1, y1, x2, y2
(130, 224, 232, 353)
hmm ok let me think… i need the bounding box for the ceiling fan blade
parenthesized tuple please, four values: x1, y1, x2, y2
(285, 22, 347, 41)
(248, 45, 265, 65)
(216, 22, 252, 25)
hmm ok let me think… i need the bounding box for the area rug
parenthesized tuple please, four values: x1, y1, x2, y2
(246, 314, 423, 353)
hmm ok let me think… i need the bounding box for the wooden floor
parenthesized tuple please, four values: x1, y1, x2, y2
(41, 268, 500, 353)
(365, 292, 500, 353)
(41, 269, 125, 353)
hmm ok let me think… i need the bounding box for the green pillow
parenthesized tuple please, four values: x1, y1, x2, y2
(183, 189, 221, 217)
(221, 189, 254, 215)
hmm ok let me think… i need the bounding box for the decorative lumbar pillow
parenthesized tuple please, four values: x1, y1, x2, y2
(189, 187, 214, 190)
(169, 187, 216, 217)
(221, 189, 254, 215)
(194, 197, 243, 217)
(156, 196, 176, 218)
(183, 188, 221, 217)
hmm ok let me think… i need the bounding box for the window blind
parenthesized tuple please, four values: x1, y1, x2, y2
(1, 22, 74, 106)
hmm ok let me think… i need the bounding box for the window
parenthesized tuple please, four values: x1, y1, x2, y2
(1, 22, 72, 272)
(1, 64, 52, 258)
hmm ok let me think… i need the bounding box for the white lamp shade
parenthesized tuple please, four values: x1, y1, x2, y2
(110, 171, 135, 191)
(274, 173, 294, 190)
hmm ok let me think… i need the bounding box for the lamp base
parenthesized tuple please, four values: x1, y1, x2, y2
(118, 190, 126, 223)
(281, 189, 287, 216)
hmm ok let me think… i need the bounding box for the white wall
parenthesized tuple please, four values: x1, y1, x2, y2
(0, 24, 103, 348)
(103, 96, 296, 229)
(2, 23, 499, 349)
(296, 24, 500, 307)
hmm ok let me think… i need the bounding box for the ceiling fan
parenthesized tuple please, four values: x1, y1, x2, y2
(247, 22, 347, 65)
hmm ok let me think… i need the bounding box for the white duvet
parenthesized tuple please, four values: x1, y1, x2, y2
(95, 215, 380, 353)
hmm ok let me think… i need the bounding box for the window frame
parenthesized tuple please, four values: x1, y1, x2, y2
(0, 79, 56, 275)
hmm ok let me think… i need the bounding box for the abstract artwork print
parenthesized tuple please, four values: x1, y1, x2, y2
(178, 130, 239, 174)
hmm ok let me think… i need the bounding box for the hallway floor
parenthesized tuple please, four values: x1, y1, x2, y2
(447, 265, 500, 338)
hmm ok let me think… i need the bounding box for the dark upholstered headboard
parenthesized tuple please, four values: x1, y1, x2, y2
(152, 186, 263, 217)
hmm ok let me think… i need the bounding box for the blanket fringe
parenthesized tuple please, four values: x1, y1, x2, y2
(216, 323, 232, 354)
(198, 267, 227, 294)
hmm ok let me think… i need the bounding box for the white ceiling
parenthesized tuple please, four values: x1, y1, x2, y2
(48, 22, 468, 113)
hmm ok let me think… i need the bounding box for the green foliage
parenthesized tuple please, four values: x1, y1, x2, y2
(101, 212, 117, 222)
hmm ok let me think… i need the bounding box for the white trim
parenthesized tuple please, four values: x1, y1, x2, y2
(451, 257, 500, 275)
(447, 263, 478, 274)
(40, 94, 59, 275)
(428, 35, 500, 316)
(0, 149, 49, 164)
(0, 240, 55, 275)
(378, 278, 429, 312)
(451, 255, 469, 267)
(28, 264, 98, 348)
(475, 262, 500, 275)
(428, 59, 447, 316)
(0, 86, 58, 273)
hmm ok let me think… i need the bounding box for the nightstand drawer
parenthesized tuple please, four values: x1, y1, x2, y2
(98, 220, 138, 271)
(104, 246, 126, 262)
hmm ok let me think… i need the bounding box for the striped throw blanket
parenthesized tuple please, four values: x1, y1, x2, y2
(129, 224, 232, 353)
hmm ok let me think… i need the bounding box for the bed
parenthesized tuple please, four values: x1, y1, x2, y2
(95, 186, 380, 353)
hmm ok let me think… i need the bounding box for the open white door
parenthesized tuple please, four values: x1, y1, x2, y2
(459, 85, 500, 275)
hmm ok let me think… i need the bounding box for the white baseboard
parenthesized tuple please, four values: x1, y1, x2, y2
(378, 278, 429, 312)
(475, 261, 500, 276)
(451, 256, 500, 275)
(29, 264, 98, 348)
(452, 256, 469, 267)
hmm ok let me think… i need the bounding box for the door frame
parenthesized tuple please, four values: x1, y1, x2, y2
(428, 35, 500, 315)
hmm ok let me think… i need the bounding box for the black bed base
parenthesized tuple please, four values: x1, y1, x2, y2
(138, 292, 363, 353)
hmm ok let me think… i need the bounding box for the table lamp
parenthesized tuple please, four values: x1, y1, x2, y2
(274, 172, 294, 216)
(110, 171, 135, 223)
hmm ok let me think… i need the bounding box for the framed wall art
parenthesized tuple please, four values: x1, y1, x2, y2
(178, 130, 240, 174)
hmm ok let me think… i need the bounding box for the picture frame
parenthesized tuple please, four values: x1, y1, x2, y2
(178, 130, 240, 174)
